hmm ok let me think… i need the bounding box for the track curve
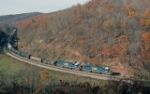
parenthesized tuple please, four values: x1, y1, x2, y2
(3, 47, 120, 81)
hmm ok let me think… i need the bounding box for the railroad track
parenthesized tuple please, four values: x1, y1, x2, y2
(3, 46, 121, 81)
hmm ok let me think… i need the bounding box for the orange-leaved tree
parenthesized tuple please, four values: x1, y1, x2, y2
(141, 48, 150, 63)
(119, 44, 127, 56)
(141, 32, 150, 63)
(102, 44, 111, 57)
(143, 9, 150, 19)
(142, 32, 150, 50)
(78, 39, 85, 45)
(111, 44, 127, 57)
(103, 20, 114, 32)
(40, 70, 49, 81)
(140, 9, 150, 30)
(128, 11, 138, 19)
(107, 4, 114, 12)
(140, 19, 150, 30)
(122, 6, 133, 13)
(34, 70, 49, 94)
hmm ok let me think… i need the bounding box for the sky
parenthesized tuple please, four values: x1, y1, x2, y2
(0, 0, 89, 16)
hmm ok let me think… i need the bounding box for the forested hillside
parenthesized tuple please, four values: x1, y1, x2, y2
(0, 12, 43, 40)
(0, 12, 42, 24)
(16, 0, 150, 77)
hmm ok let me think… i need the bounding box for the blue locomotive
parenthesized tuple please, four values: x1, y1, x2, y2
(54, 60, 111, 74)
(81, 65, 111, 74)
(54, 61, 80, 69)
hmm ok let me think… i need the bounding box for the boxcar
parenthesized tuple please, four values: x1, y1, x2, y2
(10, 47, 21, 55)
(54, 61, 80, 69)
(20, 52, 31, 59)
(43, 59, 54, 64)
(30, 56, 41, 62)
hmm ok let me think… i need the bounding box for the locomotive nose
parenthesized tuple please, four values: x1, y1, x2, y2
(54, 61, 57, 66)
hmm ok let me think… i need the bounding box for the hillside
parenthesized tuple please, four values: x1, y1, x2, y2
(0, 12, 43, 24)
(0, 12, 43, 41)
(15, 0, 150, 77)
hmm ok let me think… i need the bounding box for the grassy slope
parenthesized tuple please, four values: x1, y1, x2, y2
(0, 55, 149, 94)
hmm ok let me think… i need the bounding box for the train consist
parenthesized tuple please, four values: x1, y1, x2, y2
(8, 43, 111, 74)
(54, 61, 111, 74)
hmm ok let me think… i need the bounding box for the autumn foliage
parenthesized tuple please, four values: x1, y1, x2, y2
(141, 32, 150, 63)
(142, 32, 150, 44)
(102, 44, 111, 57)
(140, 19, 150, 29)
(107, 4, 114, 12)
(40, 70, 49, 81)
(141, 48, 150, 63)
(18, 15, 48, 30)
(122, 6, 133, 13)
(140, 9, 150, 29)
(15, 0, 150, 67)
(78, 39, 85, 45)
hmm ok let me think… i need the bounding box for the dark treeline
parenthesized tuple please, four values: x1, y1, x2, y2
(0, 62, 149, 94)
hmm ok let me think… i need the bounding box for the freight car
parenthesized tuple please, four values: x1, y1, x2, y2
(43, 59, 55, 65)
(30, 56, 42, 62)
(10, 47, 21, 55)
(8, 43, 42, 62)
(20, 52, 31, 59)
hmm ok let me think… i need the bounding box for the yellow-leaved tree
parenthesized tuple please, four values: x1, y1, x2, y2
(141, 32, 150, 63)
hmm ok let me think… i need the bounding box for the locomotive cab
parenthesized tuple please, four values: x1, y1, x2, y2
(104, 67, 112, 74)
(105, 67, 109, 71)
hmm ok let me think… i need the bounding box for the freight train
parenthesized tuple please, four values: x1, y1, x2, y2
(7, 43, 111, 74)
